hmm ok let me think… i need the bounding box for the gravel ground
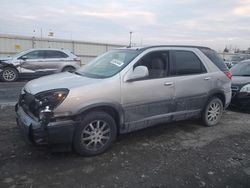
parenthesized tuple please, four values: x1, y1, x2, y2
(0, 81, 26, 104)
(0, 105, 250, 188)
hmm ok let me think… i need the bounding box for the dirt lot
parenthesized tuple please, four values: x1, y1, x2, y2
(0, 105, 250, 188)
(0, 81, 26, 104)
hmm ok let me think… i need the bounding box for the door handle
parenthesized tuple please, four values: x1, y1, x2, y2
(164, 82, 174, 86)
(204, 77, 211, 80)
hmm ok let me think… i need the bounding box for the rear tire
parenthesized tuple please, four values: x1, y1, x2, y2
(73, 111, 117, 156)
(202, 97, 223, 127)
(0, 67, 19, 82)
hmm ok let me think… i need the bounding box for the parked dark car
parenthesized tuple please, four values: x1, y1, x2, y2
(0, 48, 81, 82)
(231, 60, 250, 109)
(225, 54, 250, 68)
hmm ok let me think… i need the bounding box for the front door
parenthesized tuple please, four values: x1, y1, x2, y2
(121, 50, 175, 131)
(19, 50, 44, 76)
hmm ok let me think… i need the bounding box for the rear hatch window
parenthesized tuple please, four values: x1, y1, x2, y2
(200, 48, 228, 71)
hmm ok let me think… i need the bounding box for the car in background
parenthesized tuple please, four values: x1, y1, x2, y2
(224, 54, 250, 68)
(0, 48, 81, 82)
(231, 60, 250, 109)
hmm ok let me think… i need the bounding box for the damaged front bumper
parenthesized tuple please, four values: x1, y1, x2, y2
(15, 103, 77, 151)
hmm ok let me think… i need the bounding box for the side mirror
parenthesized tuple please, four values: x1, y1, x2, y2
(125, 66, 149, 82)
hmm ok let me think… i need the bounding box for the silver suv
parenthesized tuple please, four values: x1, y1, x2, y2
(0, 48, 81, 82)
(16, 45, 232, 156)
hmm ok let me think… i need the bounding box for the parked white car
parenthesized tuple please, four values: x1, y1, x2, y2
(0, 48, 81, 82)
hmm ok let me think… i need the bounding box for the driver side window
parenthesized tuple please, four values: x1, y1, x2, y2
(21, 50, 44, 60)
(135, 51, 169, 79)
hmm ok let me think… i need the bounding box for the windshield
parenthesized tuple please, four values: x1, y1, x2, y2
(231, 62, 250, 76)
(226, 55, 250, 62)
(12, 49, 31, 58)
(231, 56, 242, 61)
(77, 49, 142, 78)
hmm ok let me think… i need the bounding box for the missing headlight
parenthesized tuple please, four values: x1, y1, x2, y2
(35, 89, 69, 110)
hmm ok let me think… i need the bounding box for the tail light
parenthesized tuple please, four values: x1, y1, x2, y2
(73, 58, 81, 66)
(225, 71, 232, 80)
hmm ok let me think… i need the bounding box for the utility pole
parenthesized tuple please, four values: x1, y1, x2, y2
(40, 28, 43, 40)
(32, 29, 36, 48)
(129, 31, 133, 47)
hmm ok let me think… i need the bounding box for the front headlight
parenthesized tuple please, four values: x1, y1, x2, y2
(240, 84, 250, 93)
(35, 89, 69, 110)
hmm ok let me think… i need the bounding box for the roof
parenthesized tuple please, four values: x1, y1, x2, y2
(119, 45, 211, 51)
(28, 48, 68, 51)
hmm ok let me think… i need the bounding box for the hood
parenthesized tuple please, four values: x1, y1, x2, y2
(0, 56, 13, 61)
(232, 76, 250, 85)
(24, 72, 101, 94)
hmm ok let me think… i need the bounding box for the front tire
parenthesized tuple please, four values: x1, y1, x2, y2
(202, 97, 223, 127)
(0, 67, 19, 82)
(73, 111, 117, 156)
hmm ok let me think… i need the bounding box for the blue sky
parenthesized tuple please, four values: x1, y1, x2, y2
(1, 0, 250, 50)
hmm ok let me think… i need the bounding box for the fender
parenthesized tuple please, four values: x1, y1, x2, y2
(206, 88, 226, 106)
(0, 60, 19, 71)
(76, 101, 125, 132)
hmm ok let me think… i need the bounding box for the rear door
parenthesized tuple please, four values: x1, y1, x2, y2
(169, 49, 212, 119)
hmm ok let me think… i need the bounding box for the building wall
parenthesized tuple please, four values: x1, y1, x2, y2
(0, 34, 124, 65)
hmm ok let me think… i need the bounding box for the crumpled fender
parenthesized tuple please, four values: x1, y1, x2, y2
(0, 60, 19, 72)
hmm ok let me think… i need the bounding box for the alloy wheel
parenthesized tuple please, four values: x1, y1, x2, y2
(81, 120, 111, 151)
(206, 101, 222, 124)
(2, 69, 17, 81)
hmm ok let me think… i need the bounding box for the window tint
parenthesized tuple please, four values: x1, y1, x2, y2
(23, 51, 44, 59)
(172, 51, 205, 76)
(200, 48, 228, 71)
(44, 50, 68, 58)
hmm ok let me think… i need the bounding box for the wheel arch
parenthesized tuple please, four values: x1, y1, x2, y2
(76, 103, 125, 134)
(61, 65, 76, 72)
(1, 64, 19, 71)
(207, 89, 226, 108)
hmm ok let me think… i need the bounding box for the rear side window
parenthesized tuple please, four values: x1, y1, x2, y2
(171, 51, 206, 76)
(44, 50, 68, 59)
(200, 48, 228, 71)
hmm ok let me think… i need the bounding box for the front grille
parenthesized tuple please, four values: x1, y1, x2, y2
(231, 85, 240, 98)
(231, 86, 239, 91)
(232, 91, 237, 97)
